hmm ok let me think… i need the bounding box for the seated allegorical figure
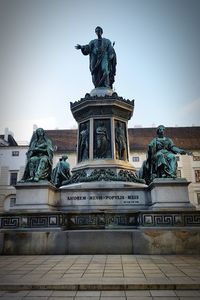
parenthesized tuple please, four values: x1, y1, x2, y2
(51, 155, 71, 187)
(139, 125, 192, 184)
(21, 128, 53, 182)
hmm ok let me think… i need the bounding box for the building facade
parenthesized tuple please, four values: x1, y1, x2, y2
(0, 127, 200, 211)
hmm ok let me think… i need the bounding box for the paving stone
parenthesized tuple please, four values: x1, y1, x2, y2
(178, 298, 200, 300)
(125, 290, 151, 296)
(101, 291, 125, 296)
(27, 290, 53, 296)
(0, 297, 24, 300)
(126, 297, 152, 300)
(23, 297, 49, 300)
(175, 290, 200, 296)
(76, 291, 101, 296)
(75, 297, 99, 300)
(152, 297, 179, 300)
(48, 297, 74, 300)
(51, 291, 77, 296)
(100, 297, 126, 300)
(3, 291, 30, 297)
(150, 290, 176, 296)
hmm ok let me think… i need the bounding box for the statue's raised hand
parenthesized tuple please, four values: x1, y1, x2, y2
(75, 44, 82, 50)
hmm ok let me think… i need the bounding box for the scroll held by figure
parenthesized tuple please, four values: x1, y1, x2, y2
(139, 125, 192, 184)
(75, 26, 117, 89)
(21, 128, 53, 182)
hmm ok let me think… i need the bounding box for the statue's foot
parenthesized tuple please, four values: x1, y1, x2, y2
(163, 174, 176, 179)
(162, 174, 167, 178)
(33, 177, 39, 182)
(26, 177, 34, 182)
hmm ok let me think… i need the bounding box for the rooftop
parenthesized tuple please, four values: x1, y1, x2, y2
(45, 126, 200, 152)
(0, 134, 18, 147)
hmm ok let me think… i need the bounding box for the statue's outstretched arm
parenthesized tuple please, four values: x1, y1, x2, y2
(171, 145, 192, 156)
(75, 44, 82, 50)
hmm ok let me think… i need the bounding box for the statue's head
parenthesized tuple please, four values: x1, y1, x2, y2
(36, 128, 45, 137)
(81, 123, 88, 130)
(95, 26, 103, 36)
(62, 155, 68, 160)
(156, 125, 165, 136)
(99, 120, 105, 126)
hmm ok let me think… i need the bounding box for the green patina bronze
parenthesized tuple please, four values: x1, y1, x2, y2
(21, 128, 53, 182)
(139, 125, 192, 184)
(115, 121, 127, 160)
(78, 122, 89, 162)
(95, 120, 110, 159)
(63, 168, 144, 185)
(51, 155, 71, 188)
(75, 26, 117, 89)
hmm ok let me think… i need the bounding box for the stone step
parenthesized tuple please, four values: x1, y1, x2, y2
(1, 281, 200, 291)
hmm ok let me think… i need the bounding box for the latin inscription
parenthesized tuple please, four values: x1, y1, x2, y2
(66, 194, 140, 205)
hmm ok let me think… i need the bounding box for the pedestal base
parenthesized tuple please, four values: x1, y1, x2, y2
(1, 228, 200, 255)
(60, 181, 149, 211)
(90, 87, 114, 97)
(14, 181, 59, 212)
(1, 210, 200, 254)
(149, 178, 195, 210)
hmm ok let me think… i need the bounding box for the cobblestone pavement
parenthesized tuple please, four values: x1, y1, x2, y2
(0, 255, 200, 299)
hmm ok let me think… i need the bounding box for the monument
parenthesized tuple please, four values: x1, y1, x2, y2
(60, 26, 147, 212)
(0, 27, 200, 255)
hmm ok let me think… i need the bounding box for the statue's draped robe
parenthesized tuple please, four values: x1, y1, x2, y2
(115, 125, 127, 160)
(79, 127, 89, 162)
(22, 135, 53, 181)
(51, 160, 70, 187)
(81, 38, 116, 88)
(148, 137, 177, 178)
(95, 125, 109, 158)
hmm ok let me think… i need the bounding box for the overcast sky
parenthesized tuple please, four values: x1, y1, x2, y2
(0, 0, 200, 142)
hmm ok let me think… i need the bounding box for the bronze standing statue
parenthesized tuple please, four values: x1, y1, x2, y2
(139, 125, 192, 184)
(78, 123, 89, 162)
(115, 121, 127, 160)
(95, 121, 110, 158)
(75, 26, 117, 89)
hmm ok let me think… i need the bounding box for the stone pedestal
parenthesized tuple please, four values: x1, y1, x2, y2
(69, 93, 138, 183)
(60, 181, 149, 212)
(14, 181, 59, 212)
(149, 178, 195, 210)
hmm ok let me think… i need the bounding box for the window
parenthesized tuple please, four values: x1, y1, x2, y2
(193, 156, 200, 161)
(10, 172, 18, 186)
(197, 193, 200, 205)
(176, 169, 181, 178)
(132, 156, 139, 162)
(176, 156, 180, 161)
(195, 170, 200, 183)
(12, 151, 19, 156)
(10, 198, 16, 207)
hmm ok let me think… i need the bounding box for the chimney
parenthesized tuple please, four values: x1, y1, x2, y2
(4, 127, 9, 142)
(33, 124, 38, 132)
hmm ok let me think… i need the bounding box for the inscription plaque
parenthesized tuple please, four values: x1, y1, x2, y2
(60, 188, 149, 211)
